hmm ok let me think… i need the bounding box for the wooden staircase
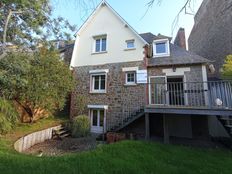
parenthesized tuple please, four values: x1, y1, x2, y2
(52, 125, 70, 140)
(108, 108, 145, 132)
(217, 116, 232, 137)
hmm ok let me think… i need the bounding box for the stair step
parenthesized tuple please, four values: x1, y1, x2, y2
(60, 133, 70, 138)
(219, 116, 232, 120)
(225, 125, 232, 128)
(56, 130, 68, 134)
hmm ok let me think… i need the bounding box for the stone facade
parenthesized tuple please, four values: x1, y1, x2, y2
(188, 0, 232, 78)
(70, 61, 146, 130)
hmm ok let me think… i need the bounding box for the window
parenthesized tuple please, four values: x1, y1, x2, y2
(126, 40, 135, 49)
(153, 39, 170, 57)
(91, 74, 106, 93)
(94, 36, 107, 53)
(90, 109, 105, 133)
(126, 71, 136, 84)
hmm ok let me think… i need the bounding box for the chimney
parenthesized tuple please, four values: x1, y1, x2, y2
(174, 28, 186, 50)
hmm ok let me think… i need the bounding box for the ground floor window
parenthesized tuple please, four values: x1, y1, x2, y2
(90, 109, 105, 133)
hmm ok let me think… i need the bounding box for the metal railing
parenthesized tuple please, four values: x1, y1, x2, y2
(149, 80, 232, 109)
(106, 95, 145, 131)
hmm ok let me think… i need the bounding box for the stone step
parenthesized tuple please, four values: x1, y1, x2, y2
(219, 117, 232, 121)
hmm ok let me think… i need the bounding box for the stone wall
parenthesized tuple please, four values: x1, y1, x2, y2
(70, 61, 146, 130)
(14, 125, 61, 153)
(188, 0, 232, 78)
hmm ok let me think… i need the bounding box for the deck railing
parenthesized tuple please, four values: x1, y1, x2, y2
(149, 80, 232, 109)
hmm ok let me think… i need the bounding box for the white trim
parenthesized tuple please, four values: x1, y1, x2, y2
(153, 39, 170, 58)
(90, 73, 107, 93)
(125, 71, 136, 85)
(92, 35, 107, 53)
(125, 39, 135, 49)
(90, 109, 106, 134)
(75, 0, 148, 45)
(122, 67, 138, 72)
(89, 69, 109, 74)
(202, 65, 209, 106)
(162, 67, 190, 76)
(88, 105, 108, 110)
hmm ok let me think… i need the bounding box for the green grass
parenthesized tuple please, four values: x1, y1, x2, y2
(0, 118, 232, 174)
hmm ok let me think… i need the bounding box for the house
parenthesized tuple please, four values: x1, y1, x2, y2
(188, 0, 232, 79)
(70, 1, 232, 143)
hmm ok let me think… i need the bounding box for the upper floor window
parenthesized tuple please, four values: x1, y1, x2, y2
(94, 35, 107, 53)
(153, 39, 170, 57)
(125, 40, 135, 49)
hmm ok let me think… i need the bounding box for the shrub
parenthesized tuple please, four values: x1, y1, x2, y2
(0, 99, 18, 134)
(71, 115, 90, 138)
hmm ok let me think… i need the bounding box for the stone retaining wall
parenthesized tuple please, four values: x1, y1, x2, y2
(14, 125, 61, 153)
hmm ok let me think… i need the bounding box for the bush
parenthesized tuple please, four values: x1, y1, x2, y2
(0, 99, 18, 134)
(71, 115, 90, 138)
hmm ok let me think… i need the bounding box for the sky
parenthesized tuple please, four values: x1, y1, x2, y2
(51, 0, 203, 44)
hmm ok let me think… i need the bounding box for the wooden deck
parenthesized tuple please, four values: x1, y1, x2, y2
(145, 105, 232, 116)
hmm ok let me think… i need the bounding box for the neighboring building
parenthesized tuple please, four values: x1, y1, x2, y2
(70, 1, 232, 142)
(188, 0, 232, 78)
(59, 43, 74, 65)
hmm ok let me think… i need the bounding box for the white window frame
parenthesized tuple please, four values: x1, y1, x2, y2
(90, 109, 106, 134)
(90, 73, 107, 93)
(153, 39, 170, 57)
(93, 35, 107, 53)
(125, 39, 135, 50)
(125, 71, 136, 85)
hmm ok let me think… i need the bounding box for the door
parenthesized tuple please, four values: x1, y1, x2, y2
(167, 77, 185, 106)
(90, 109, 105, 133)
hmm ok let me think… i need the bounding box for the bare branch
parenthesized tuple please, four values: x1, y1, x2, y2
(144, 0, 196, 36)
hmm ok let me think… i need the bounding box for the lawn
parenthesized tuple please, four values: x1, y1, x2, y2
(0, 118, 232, 174)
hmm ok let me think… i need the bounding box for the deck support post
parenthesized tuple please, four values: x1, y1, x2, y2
(163, 114, 170, 144)
(145, 113, 150, 140)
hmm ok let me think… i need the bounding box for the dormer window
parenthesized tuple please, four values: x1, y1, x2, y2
(93, 35, 107, 53)
(153, 39, 170, 57)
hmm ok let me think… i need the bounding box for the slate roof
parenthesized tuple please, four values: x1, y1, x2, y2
(139, 32, 211, 66)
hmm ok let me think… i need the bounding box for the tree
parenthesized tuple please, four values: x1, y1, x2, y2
(221, 55, 232, 79)
(0, 48, 75, 122)
(0, 99, 18, 134)
(0, 0, 76, 59)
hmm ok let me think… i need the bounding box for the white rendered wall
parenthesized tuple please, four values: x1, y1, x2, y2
(71, 5, 145, 67)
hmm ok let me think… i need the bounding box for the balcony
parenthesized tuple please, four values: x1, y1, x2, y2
(146, 80, 232, 116)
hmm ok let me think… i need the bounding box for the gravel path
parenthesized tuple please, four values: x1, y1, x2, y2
(24, 137, 97, 156)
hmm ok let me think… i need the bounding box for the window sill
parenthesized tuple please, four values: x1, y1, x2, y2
(124, 48, 136, 51)
(124, 83, 137, 86)
(153, 53, 170, 58)
(90, 91, 107, 94)
(91, 51, 107, 55)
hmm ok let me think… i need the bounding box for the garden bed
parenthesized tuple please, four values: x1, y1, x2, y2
(24, 137, 97, 156)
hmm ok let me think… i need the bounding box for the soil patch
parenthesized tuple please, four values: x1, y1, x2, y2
(24, 137, 97, 156)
